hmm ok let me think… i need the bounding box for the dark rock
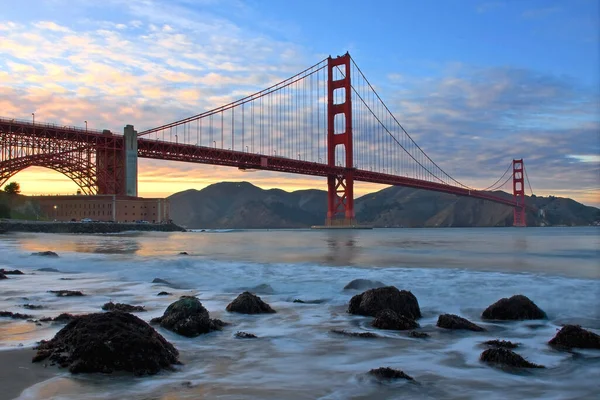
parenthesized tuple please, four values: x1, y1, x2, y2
(480, 348, 544, 368)
(102, 302, 146, 312)
(249, 284, 275, 295)
(437, 314, 486, 332)
(32, 312, 179, 375)
(408, 331, 430, 339)
(330, 329, 381, 338)
(483, 340, 519, 349)
(372, 309, 419, 331)
(235, 331, 257, 339)
(343, 279, 386, 291)
(179, 252, 189, 255)
(37, 267, 61, 272)
(348, 286, 421, 319)
(0, 269, 24, 275)
(0, 272, 7, 280)
(369, 367, 414, 381)
(53, 313, 77, 323)
(31, 251, 59, 257)
(151, 296, 224, 337)
(39, 317, 53, 322)
(0, 311, 33, 319)
(157, 291, 171, 296)
(482, 295, 546, 320)
(293, 299, 325, 304)
(152, 278, 172, 285)
(548, 325, 600, 349)
(60, 278, 75, 280)
(49, 290, 84, 297)
(226, 291, 276, 314)
(23, 304, 44, 310)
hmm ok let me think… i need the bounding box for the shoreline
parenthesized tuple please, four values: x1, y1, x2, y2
(0, 348, 62, 400)
(0, 221, 186, 234)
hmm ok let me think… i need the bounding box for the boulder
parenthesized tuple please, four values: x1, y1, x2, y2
(0, 311, 33, 319)
(31, 251, 59, 257)
(330, 329, 381, 338)
(32, 312, 179, 375)
(408, 331, 430, 339)
(37, 267, 61, 272)
(437, 314, 486, 332)
(102, 302, 146, 312)
(49, 290, 84, 297)
(548, 325, 600, 349)
(226, 292, 276, 314)
(480, 348, 544, 368)
(482, 295, 546, 320)
(157, 291, 171, 296)
(23, 304, 44, 310)
(235, 331, 257, 339)
(151, 296, 224, 337)
(369, 367, 414, 381)
(372, 309, 418, 331)
(0, 272, 7, 280)
(343, 279, 386, 291)
(348, 286, 421, 319)
(0, 269, 24, 275)
(483, 340, 519, 349)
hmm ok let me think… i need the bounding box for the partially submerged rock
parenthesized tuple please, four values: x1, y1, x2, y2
(330, 329, 381, 338)
(293, 299, 325, 304)
(49, 290, 84, 297)
(480, 348, 544, 368)
(235, 331, 257, 339)
(437, 314, 486, 332)
(32, 312, 179, 375)
(372, 309, 418, 331)
(31, 251, 59, 257)
(343, 279, 386, 291)
(0, 272, 7, 280)
(226, 291, 276, 314)
(152, 278, 172, 285)
(53, 313, 77, 323)
(369, 367, 414, 381)
(348, 286, 421, 319)
(548, 325, 600, 349)
(37, 267, 61, 272)
(482, 295, 546, 320)
(408, 331, 430, 339)
(179, 252, 189, 255)
(102, 302, 146, 312)
(23, 304, 45, 310)
(0, 269, 24, 275)
(151, 296, 224, 337)
(483, 340, 519, 349)
(0, 311, 33, 320)
(157, 291, 172, 296)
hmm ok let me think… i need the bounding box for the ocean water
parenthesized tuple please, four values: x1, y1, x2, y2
(0, 227, 599, 400)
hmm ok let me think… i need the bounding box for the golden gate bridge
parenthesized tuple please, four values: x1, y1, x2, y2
(0, 53, 533, 226)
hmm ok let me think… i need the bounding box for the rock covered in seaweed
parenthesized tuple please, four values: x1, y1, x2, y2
(548, 325, 600, 349)
(480, 348, 544, 368)
(437, 314, 486, 332)
(372, 309, 418, 330)
(102, 302, 145, 312)
(483, 340, 519, 349)
(226, 291, 276, 314)
(151, 296, 224, 337)
(49, 290, 84, 297)
(348, 286, 421, 319)
(369, 367, 414, 381)
(31, 251, 59, 257)
(32, 312, 179, 375)
(482, 295, 546, 320)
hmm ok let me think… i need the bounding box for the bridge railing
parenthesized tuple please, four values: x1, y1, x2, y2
(0, 116, 112, 135)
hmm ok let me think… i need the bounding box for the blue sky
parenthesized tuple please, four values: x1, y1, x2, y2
(1, 0, 599, 206)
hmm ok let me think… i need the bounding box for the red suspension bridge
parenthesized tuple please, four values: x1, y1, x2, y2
(0, 53, 533, 226)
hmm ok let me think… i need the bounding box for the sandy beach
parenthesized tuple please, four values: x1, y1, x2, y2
(0, 348, 60, 400)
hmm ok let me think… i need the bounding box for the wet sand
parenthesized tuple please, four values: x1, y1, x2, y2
(0, 348, 60, 400)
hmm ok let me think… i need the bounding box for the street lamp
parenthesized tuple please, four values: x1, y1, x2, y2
(246, 145, 249, 153)
(32, 113, 35, 125)
(85, 121, 88, 131)
(175, 134, 178, 144)
(213, 140, 216, 148)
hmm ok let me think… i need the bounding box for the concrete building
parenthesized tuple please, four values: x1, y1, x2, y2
(34, 195, 170, 223)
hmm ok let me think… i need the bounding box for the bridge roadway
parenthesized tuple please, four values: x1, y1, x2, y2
(0, 117, 518, 208)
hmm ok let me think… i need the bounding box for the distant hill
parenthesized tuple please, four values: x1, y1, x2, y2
(167, 182, 600, 229)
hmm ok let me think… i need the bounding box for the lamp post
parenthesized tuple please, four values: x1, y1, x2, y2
(53, 205, 57, 221)
(85, 120, 88, 131)
(213, 140, 216, 148)
(175, 134, 178, 144)
(32, 113, 35, 125)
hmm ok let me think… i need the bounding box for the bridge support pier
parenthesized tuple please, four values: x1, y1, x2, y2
(513, 159, 526, 227)
(124, 124, 138, 197)
(325, 53, 356, 227)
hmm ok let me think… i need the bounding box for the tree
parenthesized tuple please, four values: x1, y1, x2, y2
(4, 182, 20, 195)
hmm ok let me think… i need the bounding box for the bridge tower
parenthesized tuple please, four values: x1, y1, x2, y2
(513, 159, 526, 227)
(124, 124, 138, 197)
(326, 53, 356, 226)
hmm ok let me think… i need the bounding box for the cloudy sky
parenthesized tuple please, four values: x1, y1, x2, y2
(1, 0, 599, 206)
